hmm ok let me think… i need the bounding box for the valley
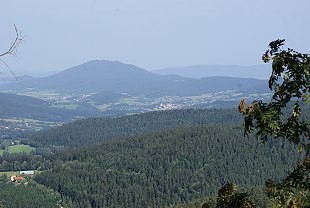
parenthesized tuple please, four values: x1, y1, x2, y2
(10, 88, 272, 113)
(1, 1, 309, 206)
(0, 88, 271, 133)
(0, 60, 272, 134)
(0, 59, 306, 208)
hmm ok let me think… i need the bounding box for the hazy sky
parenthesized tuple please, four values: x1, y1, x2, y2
(1, 0, 310, 75)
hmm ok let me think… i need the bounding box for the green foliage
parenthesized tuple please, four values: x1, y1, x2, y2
(240, 39, 309, 149)
(166, 186, 270, 208)
(266, 157, 310, 207)
(216, 183, 256, 208)
(239, 40, 310, 207)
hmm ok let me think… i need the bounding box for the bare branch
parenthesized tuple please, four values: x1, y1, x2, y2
(0, 24, 23, 79)
(0, 24, 23, 57)
(0, 59, 20, 80)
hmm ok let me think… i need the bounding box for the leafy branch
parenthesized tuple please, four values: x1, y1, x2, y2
(239, 39, 310, 207)
(239, 39, 309, 153)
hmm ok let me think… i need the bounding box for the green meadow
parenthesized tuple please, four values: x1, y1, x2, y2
(0, 171, 20, 177)
(7, 145, 35, 154)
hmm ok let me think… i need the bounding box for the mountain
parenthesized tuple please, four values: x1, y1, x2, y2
(0, 60, 269, 96)
(153, 64, 271, 79)
(0, 60, 189, 95)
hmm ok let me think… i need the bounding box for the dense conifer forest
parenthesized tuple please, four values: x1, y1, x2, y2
(25, 108, 243, 148)
(34, 125, 299, 207)
(0, 108, 304, 207)
(0, 107, 307, 207)
(0, 181, 63, 208)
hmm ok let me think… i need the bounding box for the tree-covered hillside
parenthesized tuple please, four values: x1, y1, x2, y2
(2, 105, 307, 207)
(26, 108, 243, 148)
(0, 180, 65, 208)
(0, 92, 77, 122)
(34, 125, 299, 208)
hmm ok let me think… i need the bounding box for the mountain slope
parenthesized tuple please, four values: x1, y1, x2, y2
(0, 93, 77, 121)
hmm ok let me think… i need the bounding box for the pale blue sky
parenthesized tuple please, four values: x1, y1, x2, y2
(1, 0, 310, 75)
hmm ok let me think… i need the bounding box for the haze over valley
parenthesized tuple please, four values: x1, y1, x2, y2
(0, 60, 272, 132)
(1, 1, 309, 207)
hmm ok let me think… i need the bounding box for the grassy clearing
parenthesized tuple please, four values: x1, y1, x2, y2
(7, 145, 35, 154)
(0, 171, 20, 177)
(0, 170, 41, 177)
(0, 150, 4, 156)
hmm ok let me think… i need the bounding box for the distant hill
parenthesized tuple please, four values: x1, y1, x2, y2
(0, 92, 82, 121)
(0, 60, 270, 96)
(178, 76, 268, 95)
(153, 64, 271, 79)
(0, 60, 189, 95)
(26, 108, 242, 148)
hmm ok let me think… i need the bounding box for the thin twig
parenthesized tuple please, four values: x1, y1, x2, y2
(0, 24, 23, 57)
(0, 59, 19, 80)
(0, 24, 23, 79)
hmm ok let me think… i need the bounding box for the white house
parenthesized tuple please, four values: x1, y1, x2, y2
(20, 170, 35, 175)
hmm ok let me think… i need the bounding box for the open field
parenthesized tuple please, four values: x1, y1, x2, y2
(0, 171, 20, 177)
(7, 145, 35, 154)
(0, 170, 41, 177)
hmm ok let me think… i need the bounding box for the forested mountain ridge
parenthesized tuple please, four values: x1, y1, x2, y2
(34, 125, 299, 208)
(25, 108, 243, 148)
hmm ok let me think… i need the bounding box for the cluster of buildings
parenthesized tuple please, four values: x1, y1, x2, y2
(10, 170, 35, 183)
